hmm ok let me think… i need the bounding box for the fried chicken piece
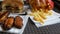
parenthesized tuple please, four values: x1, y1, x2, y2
(14, 16, 23, 29)
(0, 11, 9, 23)
(2, 17, 14, 30)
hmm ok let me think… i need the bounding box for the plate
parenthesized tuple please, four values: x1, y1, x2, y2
(30, 10, 60, 27)
(0, 14, 29, 34)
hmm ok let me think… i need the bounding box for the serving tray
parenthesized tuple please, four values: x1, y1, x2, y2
(0, 14, 29, 34)
(30, 10, 60, 27)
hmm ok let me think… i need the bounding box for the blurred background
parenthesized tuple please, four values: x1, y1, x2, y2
(53, 0, 60, 9)
(0, 0, 60, 13)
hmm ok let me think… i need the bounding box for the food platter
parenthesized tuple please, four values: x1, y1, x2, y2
(0, 0, 60, 34)
(0, 13, 29, 34)
(30, 10, 60, 27)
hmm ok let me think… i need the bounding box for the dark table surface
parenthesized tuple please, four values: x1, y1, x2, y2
(0, 1, 60, 34)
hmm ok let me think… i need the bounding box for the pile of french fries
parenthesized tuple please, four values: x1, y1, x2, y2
(30, 9, 52, 24)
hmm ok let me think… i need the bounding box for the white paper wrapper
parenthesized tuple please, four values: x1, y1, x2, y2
(30, 10, 60, 27)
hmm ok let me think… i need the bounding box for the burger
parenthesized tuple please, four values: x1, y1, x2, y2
(2, 0, 24, 13)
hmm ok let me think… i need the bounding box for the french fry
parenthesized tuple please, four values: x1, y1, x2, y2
(30, 13, 34, 16)
(33, 13, 41, 23)
(40, 14, 46, 19)
(48, 11, 52, 15)
(37, 11, 47, 19)
(30, 12, 44, 24)
(35, 13, 44, 24)
(29, 7, 53, 25)
(33, 17, 40, 21)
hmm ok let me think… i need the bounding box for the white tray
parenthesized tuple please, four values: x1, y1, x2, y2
(0, 14, 29, 34)
(30, 10, 60, 27)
